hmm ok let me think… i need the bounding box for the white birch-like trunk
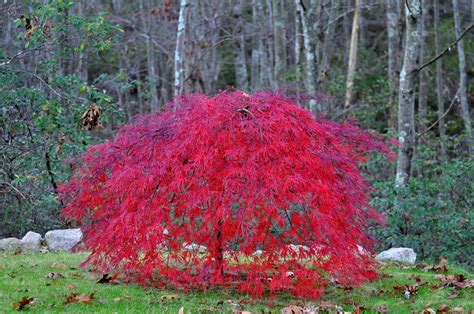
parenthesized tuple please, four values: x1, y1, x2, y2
(386, 0, 402, 129)
(395, 0, 422, 188)
(233, 1, 249, 91)
(433, 0, 446, 158)
(295, 0, 318, 112)
(273, 0, 287, 84)
(452, 0, 473, 157)
(418, 0, 428, 131)
(174, 0, 189, 97)
(344, 0, 361, 108)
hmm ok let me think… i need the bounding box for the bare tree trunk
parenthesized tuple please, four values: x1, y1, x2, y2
(294, 1, 301, 70)
(386, 0, 402, 129)
(76, 0, 88, 82)
(319, 0, 339, 84)
(344, 0, 361, 109)
(295, 0, 318, 112)
(251, 0, 262, 89)
(418, 0, 429, 131)
(433, 0, 446, 158)
(140, 0, 159, 111)
(273, 0, 287, 84)
(233, 1, 249, 90)
(174, 0, 189, 97)
(472, 0, 474, 23)
(395, 0, 422, 188)
(452, 0, 473, 157)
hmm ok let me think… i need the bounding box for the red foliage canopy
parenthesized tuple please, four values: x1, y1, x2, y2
(59, 91, 393, 298)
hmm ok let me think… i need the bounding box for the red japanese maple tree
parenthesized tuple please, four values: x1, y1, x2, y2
(59, 90, 393, 298)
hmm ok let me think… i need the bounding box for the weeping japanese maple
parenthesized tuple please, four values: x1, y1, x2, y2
(59, 90, 393, 298)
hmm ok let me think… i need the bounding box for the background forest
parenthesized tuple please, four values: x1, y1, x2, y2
(0, 0, 472, 269)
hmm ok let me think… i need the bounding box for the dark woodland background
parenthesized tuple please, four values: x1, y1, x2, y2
(0, 0, 472, 268)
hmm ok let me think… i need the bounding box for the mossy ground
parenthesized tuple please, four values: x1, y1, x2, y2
(0, 252, 472, 313)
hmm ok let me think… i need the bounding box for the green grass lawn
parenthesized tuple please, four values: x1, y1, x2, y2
(0, 252, 472, 313)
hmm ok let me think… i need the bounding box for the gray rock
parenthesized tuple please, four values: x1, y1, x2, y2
(288, 244, 310, 252)
(183, 243, 207, 253)
(0, 237, 21, 251)
(21, 231, 43, 252)
(376, 247, 416, 264)
(45, 229, 82, 252)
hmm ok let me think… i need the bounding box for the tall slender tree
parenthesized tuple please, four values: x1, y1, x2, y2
(344, 0, 361, 108)
(396, 0, 422, 188)
(452, 0, 473, 156)
(418, 0, 429, 131)
(386, 0, 402, 129)
(174, 0, 189, 97)
(233, 1, 249, 91)
(295, 0, 318, 112)
(139, 0, 159, 110)
(273, 0, 287, 84)
(433, 0, 447, 158)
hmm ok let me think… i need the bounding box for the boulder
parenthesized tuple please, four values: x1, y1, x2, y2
(183, 243, 207, 253)
(376, 247, 416, 264)
(45, 229, 82, 252)
(288, 244, 310, 253)
(21, 231, 42, 252)
(0, 237, 21, 251)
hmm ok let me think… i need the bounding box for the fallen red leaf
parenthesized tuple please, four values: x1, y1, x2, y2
(12, 297, 34, 310)
(64, 292, 95, 305)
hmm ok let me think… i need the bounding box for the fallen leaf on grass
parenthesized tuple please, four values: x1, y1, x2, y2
(113, 295, 132, 302)
(439, 274, 474, 289)
(97, 273, 119, 284)
(281, 305, 304, 314)
(64, 292, 95, 305)
(51, 262, 68, 269)
(426, 257, 449, 273)
(436, 304, 450, 313)
(47, 272, 64, 279)
(12, 297, 34, 310)
(352, 304, 366, 314)
(71, 272, 82, 277)
(67, 285, 77, 289)
(373, 305, 389, 313)
(447, 290, 460, 299)
(161, 294, 179, 301)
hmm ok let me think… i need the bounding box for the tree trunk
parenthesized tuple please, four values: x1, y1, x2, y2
(418, 0, 429, 132)
(233, 1, 249, 90)
(174, 0, 189, 97)
(386, 0, 402, 130)
(452, 0, 473, 157)
(251, 0, 262, 89)
(139, 0, 159, 111)
(273, 0, 287, 85)
(295, 0, 318, 112)
(344, 0, 361, 108)
(319, 0, 340, 84)
(433, 0, 446, 158)
(395, 0, 422, 188)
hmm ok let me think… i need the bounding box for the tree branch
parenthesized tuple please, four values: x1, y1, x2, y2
(417, 88, 460, 139)
(415, 23, 474, 73)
